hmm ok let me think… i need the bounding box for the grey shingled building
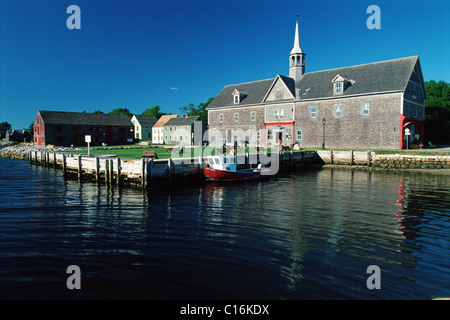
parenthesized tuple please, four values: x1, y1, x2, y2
(206, 21, 426, 149)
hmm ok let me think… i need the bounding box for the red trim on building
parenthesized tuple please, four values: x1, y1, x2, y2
(264, 121, 295, 146)
(400, 115, 425, 149)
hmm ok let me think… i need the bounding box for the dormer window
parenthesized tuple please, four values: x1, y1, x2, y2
(332, 75, 351, 96)
(232, 89, 247, 105)
(334, 82, 342, 95)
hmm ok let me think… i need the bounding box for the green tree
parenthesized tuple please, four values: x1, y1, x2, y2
(180, 97, 214, 124)
(28, 122, 34, 140)
(424, 80, 450, 144)
(141, 105, 166, 118)
(93, 110, 104, 114)
(109, 108, 133, 118)
(0, 121, 11, 139)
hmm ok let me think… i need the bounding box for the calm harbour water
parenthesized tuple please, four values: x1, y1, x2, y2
(0, 151, 449, 300)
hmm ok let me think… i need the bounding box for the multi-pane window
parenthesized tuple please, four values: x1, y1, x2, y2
(360, 101, 371, 118)
(219, 114, 224, 123)
(309, 106, 318, 120)
(274, 110, 284, 120)
(296, 129, 303, 142)
(334, 82, 342, 95)
(333, 104, 344, 119)
(250, 111, 256, 121)
(234, 113, 239, 122)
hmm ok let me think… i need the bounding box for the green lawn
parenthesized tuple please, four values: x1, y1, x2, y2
(68, 145, 278, 159)
(67, 144, 449, 159)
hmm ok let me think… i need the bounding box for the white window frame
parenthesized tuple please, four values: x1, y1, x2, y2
(334, 82, 343, 95)
(233, 95, 240, 104)
(250, 111, 256, 121)
(309, 106, 318, 120)
(219, 114, 224, 123)
(360, 101, 371, 118)
(234, 113, 239, 122)
(333, 104, 344, 119)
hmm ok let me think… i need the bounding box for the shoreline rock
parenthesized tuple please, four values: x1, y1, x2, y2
(0, 143, 47, 160)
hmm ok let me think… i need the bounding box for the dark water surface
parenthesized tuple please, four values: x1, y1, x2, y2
(0, 154, 449, 299)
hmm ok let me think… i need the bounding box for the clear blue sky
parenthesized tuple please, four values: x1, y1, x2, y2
(1, 0, 449, 129)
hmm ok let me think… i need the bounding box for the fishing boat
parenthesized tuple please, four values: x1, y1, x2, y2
(203, 155, 269, 182)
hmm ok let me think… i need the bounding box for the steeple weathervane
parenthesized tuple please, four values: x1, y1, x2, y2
(291, 15, 302, 54)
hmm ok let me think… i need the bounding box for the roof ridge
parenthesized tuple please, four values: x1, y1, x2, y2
(223, 77, 276, 88)
(304, 56, 418, 76)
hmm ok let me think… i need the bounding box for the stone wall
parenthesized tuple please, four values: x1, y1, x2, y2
(316, 150, 450, 169)
(372, 155, 450, 169)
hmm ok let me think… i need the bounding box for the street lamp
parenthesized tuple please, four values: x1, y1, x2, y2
(322, 118, 326, 149)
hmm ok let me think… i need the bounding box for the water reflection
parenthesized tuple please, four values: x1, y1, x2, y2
(1, 158, 448, 299)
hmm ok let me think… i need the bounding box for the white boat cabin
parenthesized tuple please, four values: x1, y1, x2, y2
(206, 155, 237, 172)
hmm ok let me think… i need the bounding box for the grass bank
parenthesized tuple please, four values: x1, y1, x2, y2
(65, 145, 274, 159)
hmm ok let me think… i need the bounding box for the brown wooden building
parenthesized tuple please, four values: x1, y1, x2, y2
(33, 110, 134, 147)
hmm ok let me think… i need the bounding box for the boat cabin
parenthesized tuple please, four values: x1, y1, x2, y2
(206, 155, 237, 172)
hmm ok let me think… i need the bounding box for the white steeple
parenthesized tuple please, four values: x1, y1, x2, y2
(290, 20, 303, 54)
(289, 20, 306, 81)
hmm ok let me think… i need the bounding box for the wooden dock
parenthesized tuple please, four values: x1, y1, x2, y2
(29, 150, 317, 188)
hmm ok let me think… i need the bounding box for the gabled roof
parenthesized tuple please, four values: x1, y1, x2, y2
(207, 56, 421, 108)
(153, 114, 178, 128)
(296, 56, 419, 100)
(262, 74, 296, 102)
(132, 115, 158, 126)
(164, 116, 204, 126)
(38, 110, 133, 126)
(207, 78, 275, 109)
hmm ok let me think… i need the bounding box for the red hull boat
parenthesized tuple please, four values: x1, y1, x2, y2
(203, 155, 269, 182)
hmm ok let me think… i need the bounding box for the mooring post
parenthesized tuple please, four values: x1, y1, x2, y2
(105, 158, 110, 185)
(77, 155, 82, 180)
(95, 157, 100, 182)
(62, 154, 66, 175)
(117, 157, 121, 186)
(330, 150, 334, 165)
(350, 150, 354, 166)
(367, 150, 371, 166)
(53, 152, 57, 168)
(109, 159, 114, 186)
(29, 150, 33, 164)
(148, 158, 154, 188)
(141, 158, 146, 188)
